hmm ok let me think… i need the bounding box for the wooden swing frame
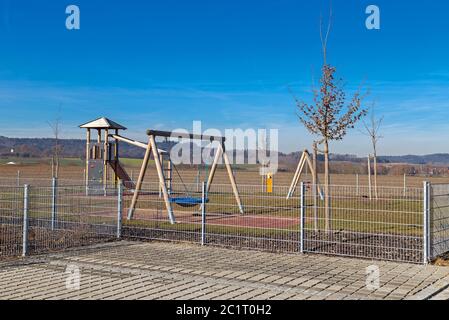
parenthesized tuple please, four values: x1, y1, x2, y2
(286, 144, 324, 199)
(125, 129, 244, 224)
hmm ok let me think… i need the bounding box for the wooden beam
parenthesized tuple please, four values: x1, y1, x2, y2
(368, 155, 372, 200)
(104, 128, 109, 189)
(206, 145, 223, 193)
(303, 151, 324, 198)
(146, 129, 225, 142)
(292, 154, 307, 190)
(221, 144, 244, 214)
(127, 140, 152, 220)
(111, 134, 149, 149)
(312, 142, 318, 231)
(110, 134, 167, 154)
(114, 129, 119, 185)
(150, 135, 176, 224)
(85, 129, 90, 187)
(287, 151, 306, 199)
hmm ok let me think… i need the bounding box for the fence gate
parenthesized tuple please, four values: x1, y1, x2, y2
(429, 183, 449, 260)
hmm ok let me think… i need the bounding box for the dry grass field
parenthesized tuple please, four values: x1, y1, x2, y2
(1, 157, 448, 187)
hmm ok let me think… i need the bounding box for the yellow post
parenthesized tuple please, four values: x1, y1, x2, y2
(266, 173, 273, 193)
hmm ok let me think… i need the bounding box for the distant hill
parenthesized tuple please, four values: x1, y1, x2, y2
(0, 136, 145, 159)
(282, 151, 449, 166)
(1, 136, 449, 165)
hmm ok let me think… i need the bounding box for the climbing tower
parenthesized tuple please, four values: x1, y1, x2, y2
(79, 117, 128, 194)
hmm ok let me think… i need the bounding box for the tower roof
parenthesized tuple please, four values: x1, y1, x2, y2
(79, 117, 127, 130)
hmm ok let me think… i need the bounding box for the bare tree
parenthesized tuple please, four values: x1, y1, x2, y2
(361, 104, 383, 199)
(292, 8, 368, 231)
(48, 108, 63, 178)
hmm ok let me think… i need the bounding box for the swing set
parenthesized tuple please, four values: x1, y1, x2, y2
(80, 117, 244, 225)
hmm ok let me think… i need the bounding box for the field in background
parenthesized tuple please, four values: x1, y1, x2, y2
(1, 157, 449, 187)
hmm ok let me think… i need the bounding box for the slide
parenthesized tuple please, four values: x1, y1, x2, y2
(109, 161, 136, 190)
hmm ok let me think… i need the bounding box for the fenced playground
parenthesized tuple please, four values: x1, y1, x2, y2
(1, 117, 449, 265)
(1, 176, 449, 264)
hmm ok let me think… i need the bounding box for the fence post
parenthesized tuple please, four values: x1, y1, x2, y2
(22, 184, 29, 257)
(51, 177, 57, 230)
(201, 182, 206, 246)
(423, 181, 430, 264)
(300, 181, 305, 254)
(17, 170, 20, 187)
(117, 181, 123, 239)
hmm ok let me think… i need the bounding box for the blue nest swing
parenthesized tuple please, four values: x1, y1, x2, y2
(167, 161, 210, 208)
(169, 196, 209, 207)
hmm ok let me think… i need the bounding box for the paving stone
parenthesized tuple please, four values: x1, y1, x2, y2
(1, 241, 448, 300)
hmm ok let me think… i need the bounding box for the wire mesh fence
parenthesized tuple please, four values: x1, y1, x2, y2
(202, 184, 300, 252)
(302, 184, 424, 263)
(121, 181, 427, 262)
(430, 184, 449, 259)
(0, 182, 119, 259)
(26, 184, 119, 255)
(119, 182, 301, 252)
(1, 177, 449, 264)
(0, 186, 24, 257)
(122, 182, 204, 243)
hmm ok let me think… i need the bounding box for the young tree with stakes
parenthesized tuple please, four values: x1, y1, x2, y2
(361, 105, 383, 200)
(48, 108, 63, 179)
(292, 9, 368, 231)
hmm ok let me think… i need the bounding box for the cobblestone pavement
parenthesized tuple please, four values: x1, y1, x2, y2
(0, 241, 448, 300)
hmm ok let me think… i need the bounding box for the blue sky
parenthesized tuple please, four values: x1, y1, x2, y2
(1, 0, 449, 155)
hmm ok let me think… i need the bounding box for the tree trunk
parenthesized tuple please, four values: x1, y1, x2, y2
(323, 139, 331, 232)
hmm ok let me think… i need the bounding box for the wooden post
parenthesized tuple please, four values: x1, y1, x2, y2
(292, 155, 307, 191)
(262, 168, 265, 193)
(114, 129, 119, 186)
(104, 128, 109, 191)
(403, 173, 406, 197)
(312, 143, 318, 231)
(287, 152, 306, 199)
(373, 152, 378, 200)
(159, 153, 164, 195)
(368, 155, 372, 200)
(323, 140, 331, 232)
(86, 129, 91, 187)
(127, 140, 152, 220)
(206, 145, 223, 193)
(221, 143, 244, 214)
(167, 157, 172, 194)
(150, 135, 176, 224)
